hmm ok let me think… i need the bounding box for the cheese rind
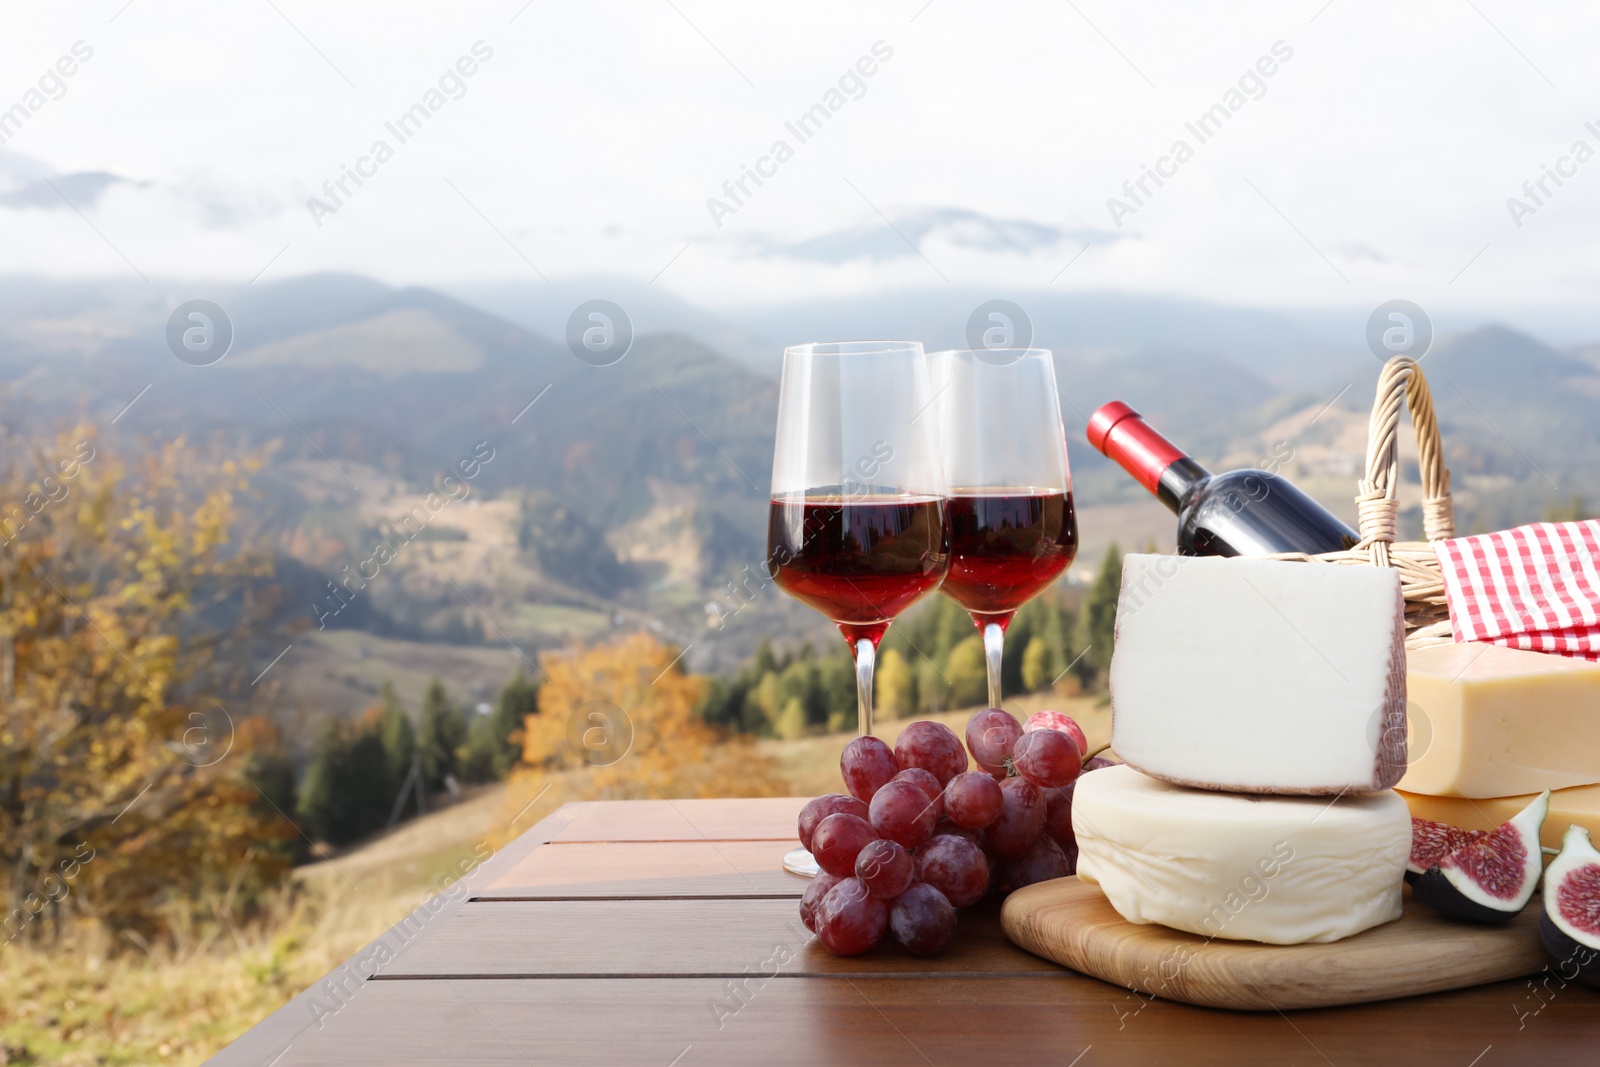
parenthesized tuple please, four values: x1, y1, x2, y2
(1397, 643, 1600, 798)
(1074, 765, 1411, 944)
(1398, 784, 1600, 857)
(1110, 554, 1407, 795)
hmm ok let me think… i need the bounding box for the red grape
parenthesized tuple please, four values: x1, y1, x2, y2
(894, 721, 968, 785)
(1004, 835, 1072, 891)
(932, 820, 982, 847)
(868, 780, 939, 849)
(889, 883, 956, 957)
(896, 767, 940, 809)
(943, 771, 1003, 829)
(1023, 710, 1088, 756)
(989, 777, 1045, 859)
(1083, 756, 1120, 773)
(1013, 729, 1081, 789)
(840, 736, 899, 802)
(965, 708, 1022, 777)
(799, 872, 842, 933)
(1040, 781, 1076, 850)
(915, 833, 990, 907)
(812, 812, 878, 877)
(855, 838, 915, 899)
(815, 877, 889, 955)
(798, 794, 870, 852)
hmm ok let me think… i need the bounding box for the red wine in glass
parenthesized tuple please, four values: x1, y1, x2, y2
(768, 494, 949, 647)
(767, 340, 948, 876)
(942, 488, 1078, 628)
(929, 348, 1076, 709)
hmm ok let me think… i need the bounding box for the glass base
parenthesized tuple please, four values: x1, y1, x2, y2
(783, 846, 820, 878)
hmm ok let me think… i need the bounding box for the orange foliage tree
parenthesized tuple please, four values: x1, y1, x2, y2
(0, 425, 292, 940)
(506, 633, 787, 833)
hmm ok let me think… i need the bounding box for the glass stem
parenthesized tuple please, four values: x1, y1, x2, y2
(983, 621, 1004, 709)
(855, 637, 875, 737)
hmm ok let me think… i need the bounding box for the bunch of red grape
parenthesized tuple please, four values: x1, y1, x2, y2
(797, 707, 1119, 956)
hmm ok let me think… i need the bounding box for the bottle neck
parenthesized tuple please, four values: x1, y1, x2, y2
(1156, 457, 1211, 513)
(1087, 402, 1213, 516)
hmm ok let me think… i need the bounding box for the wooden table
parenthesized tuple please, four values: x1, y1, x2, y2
(214, 798, 1598, 1066)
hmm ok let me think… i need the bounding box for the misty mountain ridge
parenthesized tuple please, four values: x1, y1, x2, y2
(1, 273, 1594, 713)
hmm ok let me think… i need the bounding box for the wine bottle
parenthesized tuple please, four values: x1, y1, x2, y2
(1087, 401, 1359, 557)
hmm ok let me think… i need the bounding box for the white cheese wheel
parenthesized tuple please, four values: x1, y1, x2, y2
(1110, 554, 1407, 795)
(1073, 765, 1411, 945)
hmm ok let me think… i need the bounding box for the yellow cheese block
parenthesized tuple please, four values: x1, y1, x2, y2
(1397, 643, 1600, 798)
(1398, 784, 1600, 855)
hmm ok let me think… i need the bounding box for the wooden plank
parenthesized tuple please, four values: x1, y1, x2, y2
(381, 897, 1061, 977)
(479, 840, 810, 898)
(539, 796, 810, 842)
(205, 802, 580, 1067)
(269, 975, 1600, 1067)
(1004, 876, 1550, 1010)
(215, 800, 805, 1065)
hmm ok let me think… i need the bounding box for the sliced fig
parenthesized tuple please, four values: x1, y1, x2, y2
(1412, 791, 1549, 923)
(1539, 823, 1600, 988)
(1406, 817, 1491, 885)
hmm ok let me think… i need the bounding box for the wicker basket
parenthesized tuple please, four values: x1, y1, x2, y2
(1268, 356, 1455, 650)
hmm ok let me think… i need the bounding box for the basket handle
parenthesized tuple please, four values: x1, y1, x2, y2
(1357, 356, 1454, 566)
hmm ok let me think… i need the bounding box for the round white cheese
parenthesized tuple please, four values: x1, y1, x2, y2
(1073, 765, 1411, 945)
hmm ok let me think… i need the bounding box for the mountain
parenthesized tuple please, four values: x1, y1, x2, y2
(449, 278, 776, 374)
(3, 275, 1596, 720)
(723, 287, 1350, 384)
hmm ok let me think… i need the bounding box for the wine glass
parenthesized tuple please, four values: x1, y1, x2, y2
(928, 348, 1077, 710)
(768, 340, 950, 876)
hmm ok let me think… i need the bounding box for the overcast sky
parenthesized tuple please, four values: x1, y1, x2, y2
(3, 1, 1599, 319)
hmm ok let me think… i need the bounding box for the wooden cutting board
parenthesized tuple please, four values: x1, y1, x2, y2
(1001, 877, 1549, 1011)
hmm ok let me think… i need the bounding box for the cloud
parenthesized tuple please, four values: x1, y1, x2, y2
(0, 148, 279, 228)
(0, 147, 140, 210)
(0, 148, 55, 184)
(741, 207, 1125, 264)
(171, 178, 285, 230)
(0, 171, 134, 210)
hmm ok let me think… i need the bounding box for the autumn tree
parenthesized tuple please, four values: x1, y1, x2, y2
(874, 648, 914, 719)
(945, 635, 988, 708)
(509, 633, 786, 826)
(0, 426, 291, 936)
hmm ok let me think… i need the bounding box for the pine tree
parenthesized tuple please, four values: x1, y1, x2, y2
(244, 746, 305, 865)
(297, 719, 393, 846)
(1075, 543, 1124, 690)
(460, 712, 499, 784)
(753, 638, 778, 678)
(490, 671, 539, 778)
(418, 678, 465, 788)
(818, 651, 856, 728)
(1040, 598, 1070, 682)
(376, 681, 415, 792)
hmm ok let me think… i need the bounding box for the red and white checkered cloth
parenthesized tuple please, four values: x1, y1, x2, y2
(1433, 519, 1600, 660)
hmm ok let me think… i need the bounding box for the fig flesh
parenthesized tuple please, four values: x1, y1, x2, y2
(1406, 817, 1490, 885)
(1412, 790, 1549, 924)
(1539, 823, 1600, 988)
